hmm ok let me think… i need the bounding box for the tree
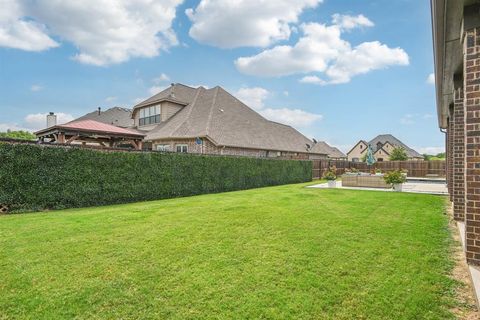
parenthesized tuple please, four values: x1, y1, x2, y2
(0, 130, 36, 140)
(435, 152, 445, 159)
(389, 147, 408, 161)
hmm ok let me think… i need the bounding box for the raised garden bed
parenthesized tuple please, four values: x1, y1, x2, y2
(342, 174, 390, 188)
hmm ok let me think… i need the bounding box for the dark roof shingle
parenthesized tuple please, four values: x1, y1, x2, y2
(145, 85, 321, 154)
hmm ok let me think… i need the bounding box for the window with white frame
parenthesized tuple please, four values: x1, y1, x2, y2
(156, 144, 170, 151)
(176, 144, 188, 153)
(139, 105, 161, 126)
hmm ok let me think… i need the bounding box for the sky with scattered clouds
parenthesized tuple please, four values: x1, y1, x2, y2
(0, 0, 441, 154)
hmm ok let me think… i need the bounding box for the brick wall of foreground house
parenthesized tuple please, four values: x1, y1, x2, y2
(151, 138, 312, 159)
(453, 87, 466, 221)
(463, 26, 480, 266)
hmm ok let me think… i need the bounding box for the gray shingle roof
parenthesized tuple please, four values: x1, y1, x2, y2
(310, 141, 347, 159)
(368, 134, 422, 158)
(75, 107, 133, 128)
(133, 84, 199, 110)
(145, 85, 322, 154)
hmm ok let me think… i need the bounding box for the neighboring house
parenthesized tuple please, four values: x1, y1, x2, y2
(39, 83, 341, 159)
(133, 84, 326, 159)
(310, 140, 347, 160)
(431, 0, 480, 265)
(347, 134, 423, 162)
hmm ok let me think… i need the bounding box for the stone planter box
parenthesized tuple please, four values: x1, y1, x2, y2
(341, 174, 390, 189)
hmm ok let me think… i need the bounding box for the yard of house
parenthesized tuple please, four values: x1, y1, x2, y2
(0, 182, 467, 319)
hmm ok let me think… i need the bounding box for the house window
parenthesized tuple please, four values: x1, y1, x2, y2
(139, 105, 161, 126)
(352, 157, 359, 162)
(176, 144, 188, 153)
(156, 144, 170, 151)
(360, 145, 363, 149)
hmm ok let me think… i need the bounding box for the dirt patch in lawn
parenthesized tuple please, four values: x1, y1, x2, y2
(447, 205, 480, 320)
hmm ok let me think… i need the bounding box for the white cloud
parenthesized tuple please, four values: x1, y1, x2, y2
(427, 73, 435, 84)
(186, 84, 209, 89)
(233, 86, 322, 128)
(235, 17, 408, 85)
(30, 84, 43, 92)
(186, 0, 322, 48)
(24, 112, 74, 130)
(149, 85, 168, 96)
(0, 0, 59, 51)
(0, 112, 75, 133)
(153, 73, 170, 84)
(283, 91, 289, 96)
(235, 87, 269, 110)
(415, 146, 444, 155)
(1, 0, 183, 66)
(260, 108, 323, 127)
(331, 14, 374, 30)
(300, 75, 326, 85)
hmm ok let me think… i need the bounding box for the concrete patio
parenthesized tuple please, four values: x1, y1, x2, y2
(308, 179, 448, 195)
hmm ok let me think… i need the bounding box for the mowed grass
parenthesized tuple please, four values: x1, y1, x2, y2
(0, 183, 457, 319)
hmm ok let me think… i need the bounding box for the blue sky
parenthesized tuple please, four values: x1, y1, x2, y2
(0, 0, 440, 154)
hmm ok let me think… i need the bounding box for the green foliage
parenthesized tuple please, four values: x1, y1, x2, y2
(0, 143, 312, 212)
(389, 147, 408, 161)
(0, 130, 36, 140)
(383, 170, 407, 185)
(323, 166, 337, 180)
(423, 152, 446, 161)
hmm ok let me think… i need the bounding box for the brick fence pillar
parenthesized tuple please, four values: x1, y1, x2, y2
(453, 87, 465, 221)
(463, 24, 480, 265)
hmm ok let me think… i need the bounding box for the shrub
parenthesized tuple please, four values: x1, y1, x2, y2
(323, 166, 337, 180)
(0, 143, 312, 212)
(383, 170, 407, 185)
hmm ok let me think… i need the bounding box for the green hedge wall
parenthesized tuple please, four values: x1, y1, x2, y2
(0, 142, 312, 212)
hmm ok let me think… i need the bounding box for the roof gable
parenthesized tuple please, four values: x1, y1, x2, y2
(367, 134, 422, 158)
(346, 140, 368, 155)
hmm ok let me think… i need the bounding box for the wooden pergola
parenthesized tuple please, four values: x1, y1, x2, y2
(35, 119, 146, 150)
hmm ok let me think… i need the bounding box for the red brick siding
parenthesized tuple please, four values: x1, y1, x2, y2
(453, 87, 465, 221)
(463, 27, 480, 265)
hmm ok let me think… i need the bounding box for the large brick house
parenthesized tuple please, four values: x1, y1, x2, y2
(41, 84, 343, 159)
(431, 0, 480, 266)
(347, 134, 423, 162)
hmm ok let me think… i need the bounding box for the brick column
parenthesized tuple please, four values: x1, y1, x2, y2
(453, 87, 465, 221)
(463, 26, 480, 265)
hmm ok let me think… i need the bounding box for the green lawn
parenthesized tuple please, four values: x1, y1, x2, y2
(0, 183, 458, 319)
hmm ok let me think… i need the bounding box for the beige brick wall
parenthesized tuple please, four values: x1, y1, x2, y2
(151, 138, 310, 159)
